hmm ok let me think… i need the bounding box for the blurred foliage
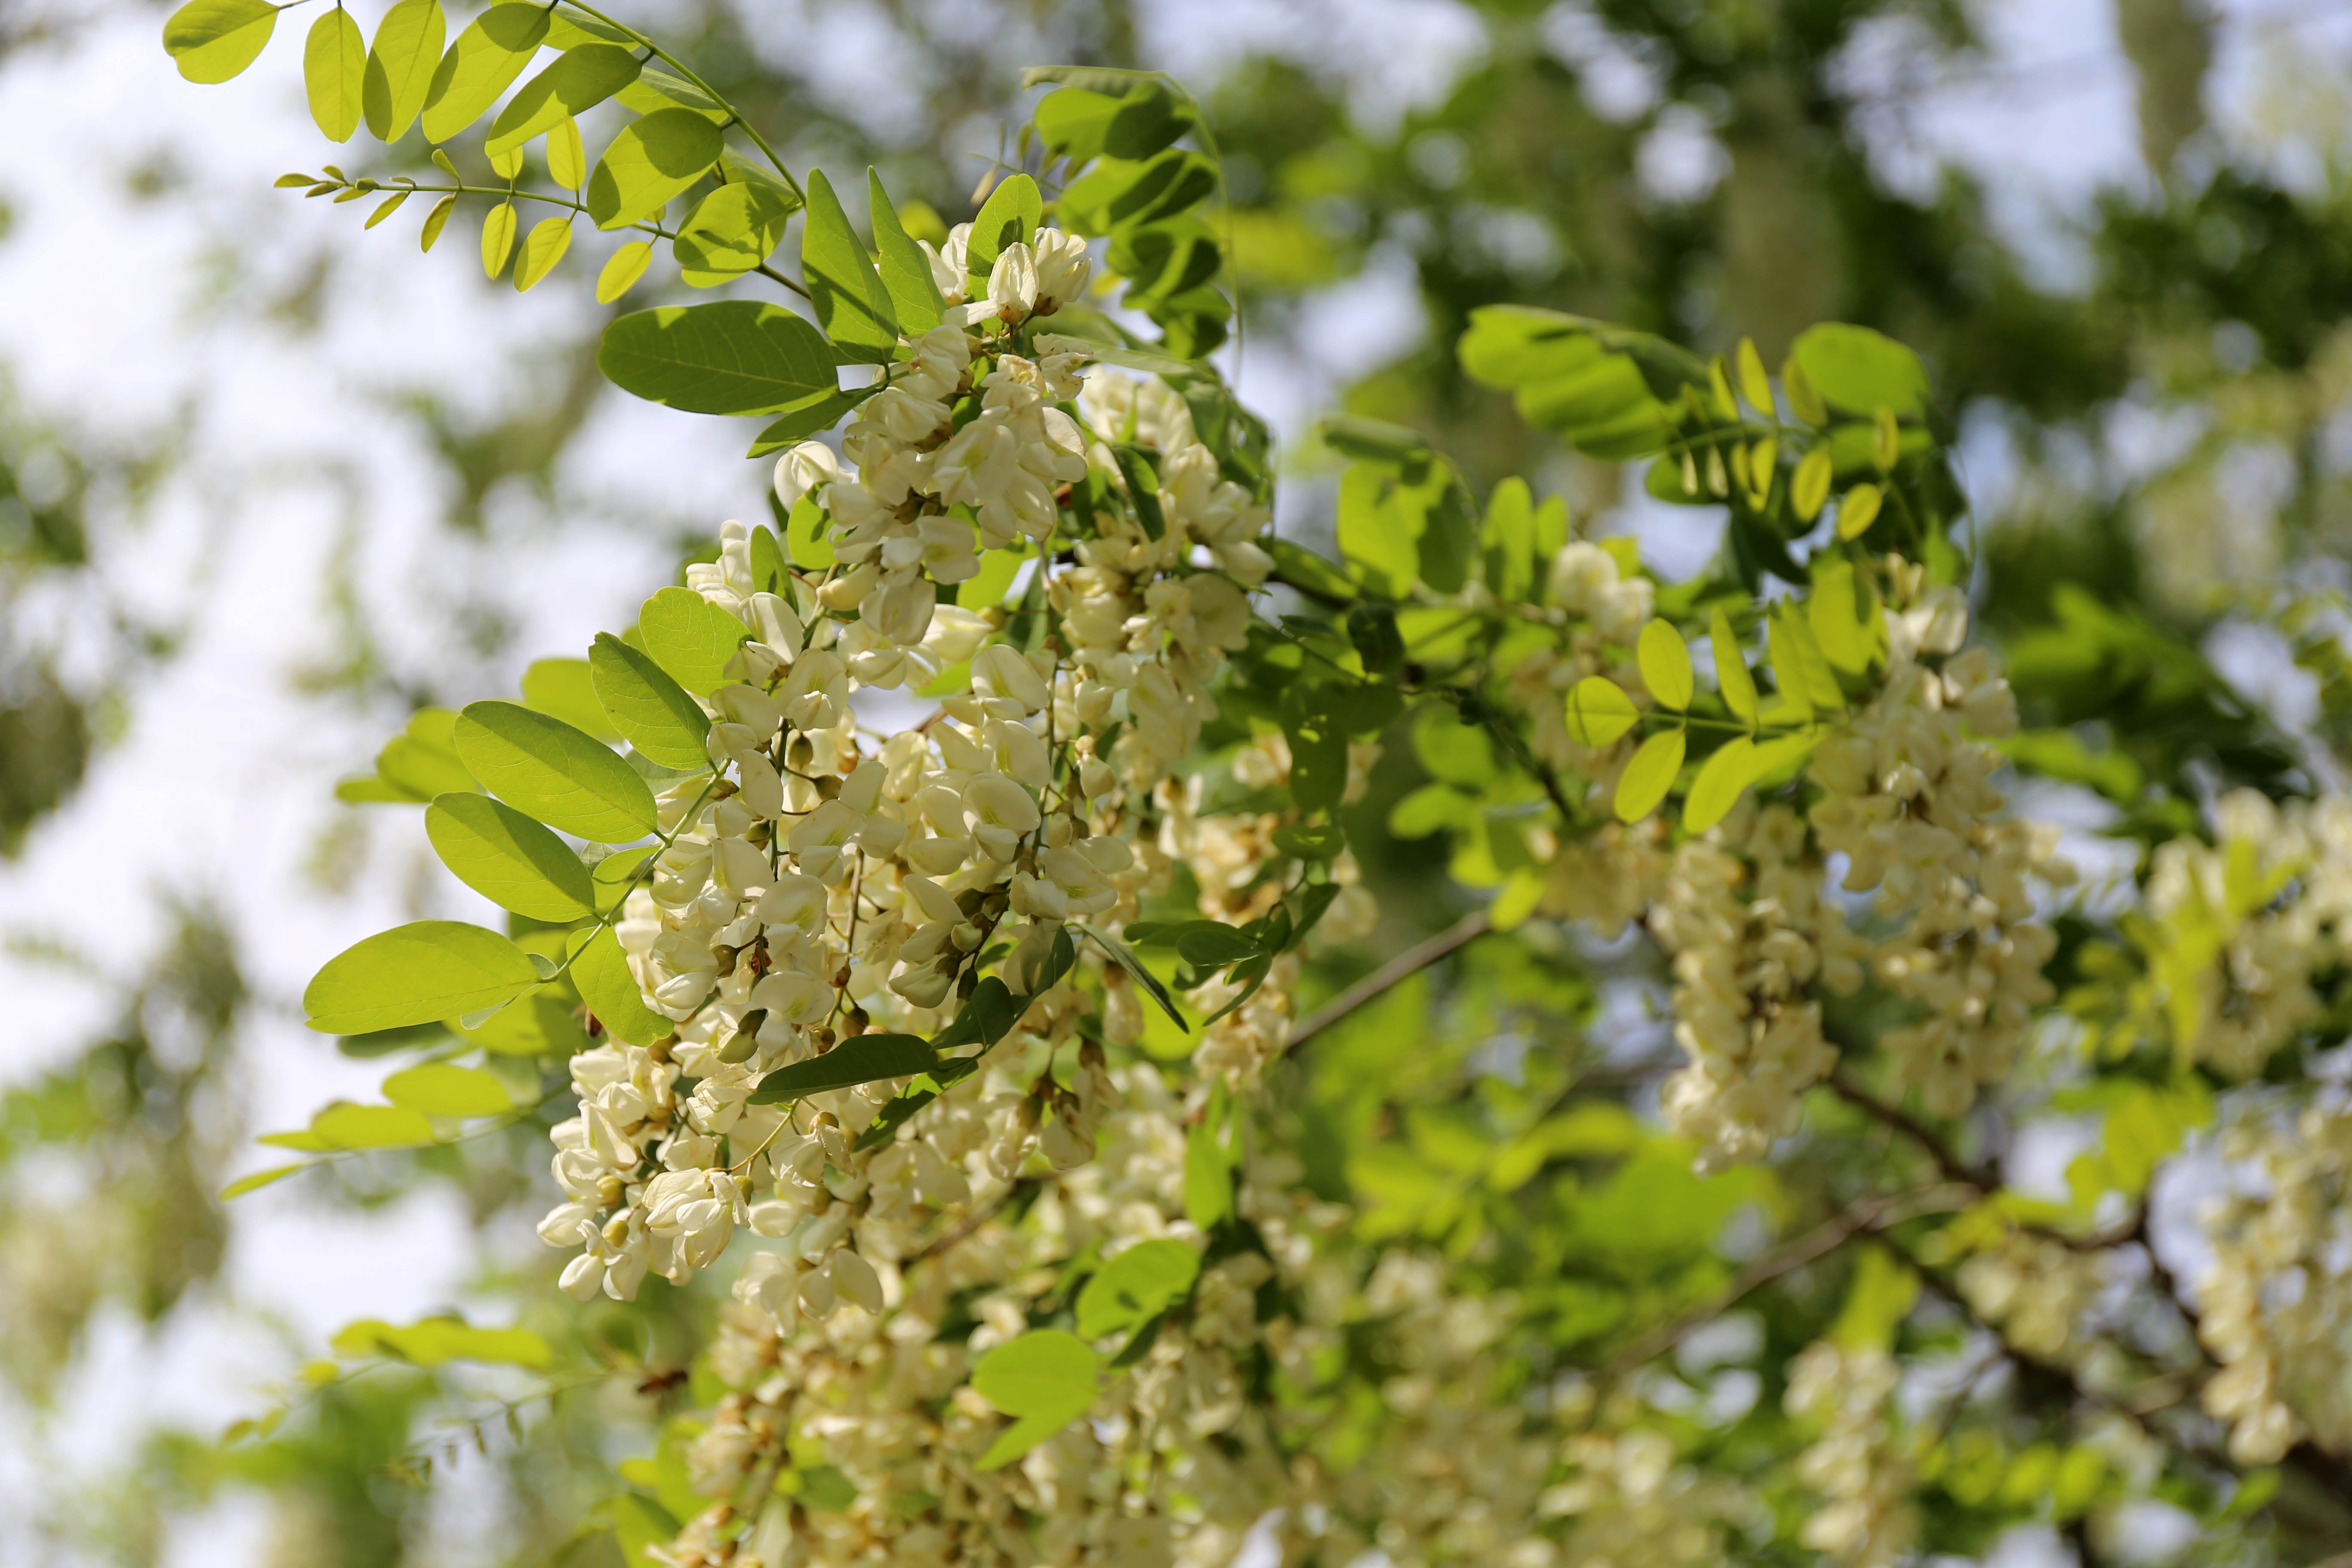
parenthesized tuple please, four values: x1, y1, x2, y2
(18, 0, 2352, 1562)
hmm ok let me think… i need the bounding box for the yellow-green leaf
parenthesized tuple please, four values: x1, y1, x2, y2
(1746, 434, 1777, 506)
(1874, 406, 1900, 471)
(363, 190, 410, 229)
(221, 1163, 310, 1200)
(1735, 336, 1773, 417)
(569, 925, 670, 1046)
(425, 791, 595, 920)
(453, 700, 657, 843)
(419, 193, 456, 251)
(971, 1330, 1101, 1471)
(1637, 619, 1693, 710)
(304, 7, 367, 142)
(637, 586, 749, 696)
(1564, 677, 1637, 748)
(547, 116, 587, 190)
(585, 108, 726, 230)
(1711, 607, 1758, 723)
(597, 239, 653, 303)
(484, 43, 640, 156)
(801, 167, 897, 364)
(487, 141, 524, 180)
(520, 656, 617, 741)
(1838, 482, 1883, 541)
(302, 920, 540, 1035)
(1614, 729, 1685, 822)
(310, 1102, 437, 1148)
(1792, 446, 1832, 521)
(514, 215, 573, 291)
(1706, 356, 1737, 423)
(383, 1063, 514, 1118)
(674, 178, 797, 287)
(1684, 736, 1761, 833)
(1782, 353, 1828, 426)
(164, 0, 277, 85)
(481, 200, 517, 279)
(1765, 614, 1814, 725)
(1807, 559, 1883, 675)
(420, 0, 550, 144)
(362, 0, 444, 141)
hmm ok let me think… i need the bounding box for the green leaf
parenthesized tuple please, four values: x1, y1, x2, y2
(1334, 464, 1421, 595)
(520, 656, 616, 741)
(1829, 1246, 1920, 1349)
(746, 387, 879, 456)
(1614, 729, 1684, 822)
(597, 300, 836, 417)
(303, 920, 540, 1035)
(459, 990, 589, 1056)
(419, 0, 549, 144)
(597, 239, 652, 303)
(747, 1034, 937, 1103)
(673, 178, 797, 287)
(425, 792, 594, 921)
(568, 925, 669, 1046)
(801, 167, 898, 363)
(1683, 736, 1761, 833)
(548, 115, 586, 190)
(1735, 336, 1774, 416)
(1059, 150, 1215, 236)
(1183, 1099, 1236, 1230)
(1710, 608, 1758, 723)
(637, 587, 749, 698)
(928, 977, 1023, 1052)
(362, 0, 445, 140)
(1457, 306, 1706, 460)
(304, 7, 366, 141)
(971, 1329, 1100, 1471)
(1077, 924, 1187, 1031)
(383, 1062, 514, 1117)
(1638, 619, 1693, 710)
(869, 169, 943, 334)
(220, 1163, 310, 1200)
(1807, 559, 1882, 674)
(418, 193, 456, 252)
(335, 1316, 553, 1368)
(1836, 482, 1883, 541)
(1075, 1239, 1199, 1341)
(1764, 614, 1815, 724)
(513, 215, 573, 292)
(1564, 677, 1637, 747)
(589, 632, 710, 768)
(164, 0, 277, 85)
(964, 172, 1042, 284)
(1791, 323, 1929, 418)
(1171, 922, 1260, 968)
(481, 201, 517, 280)
(374, 707, 475, 800)
(309, 1102, 438, 1148)
(485, 43, 640, 156)
(1791, 446, 1833, 521)
(585, 108, 725, 230)
(612, 67, 727, 122)
(453, 700, 657, 843)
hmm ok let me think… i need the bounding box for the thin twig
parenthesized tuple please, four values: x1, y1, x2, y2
(1284, 910, 1493, 1055)
(1825, 1074, 1993, 1189)
(1608, 1184, 1969, 1371)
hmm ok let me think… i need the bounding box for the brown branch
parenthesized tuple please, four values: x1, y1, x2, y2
(1825, 1073, 1994, 1190)
(910, 1176, 1041, 1266)
(1284, 910, 1493, 1055)
(1608, 1184, 1971, 1372)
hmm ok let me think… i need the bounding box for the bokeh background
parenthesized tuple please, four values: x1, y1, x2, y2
(5, 0, 2352, 1561)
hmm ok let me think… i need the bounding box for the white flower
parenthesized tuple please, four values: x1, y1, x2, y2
(772, 440, 843, 510)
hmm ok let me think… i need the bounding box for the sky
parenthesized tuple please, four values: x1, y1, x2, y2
(0, 0, 2346, 1562)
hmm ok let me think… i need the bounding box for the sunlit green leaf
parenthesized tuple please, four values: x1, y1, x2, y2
(971, 1329, 1100, 1470)
(568, 925, 669, 1046)
(597, 301, 836, 416)
(362, 0, 445, 140)
(1683, 736, 1761, 833)
(485, 43, 640, 156)
(425, 792, 594, 921)
(420, 0, 549, 144)
(589, 631, 710, 769)
(597, 239, 652, 302)
(1075, 1239, 1198, 1341)
(747, 1034, 936, 1103)
(869, 168, 943, 334)
(164, 0, 277, 85)
(802, 168, 897, 363)
(383, 1062, 515, 1118)
(1564, 677, 1637, 748)
(585, 108, 725, 230)
(303, 920, 540, 1035)
(303, 7, 366, 142)
(1614, 729, 1684, 822)
(453, 700, 656, 843)
(637, 587, 748, 697)
(1638, 619, 1693, 710)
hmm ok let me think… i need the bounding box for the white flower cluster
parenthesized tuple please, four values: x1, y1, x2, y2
(1956, 1228, 2101, 1357)
(646, 1067, 1584, 1568)
(535, 243, 1294, 1317)
(1652, 799, 1865, 1169)
(1539, 1425, 1749, 1568)
(2146, 789, 2352, 1075)
(2194, 1090, 2352, 1464)
(1783, 1339, 1919, 1568)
